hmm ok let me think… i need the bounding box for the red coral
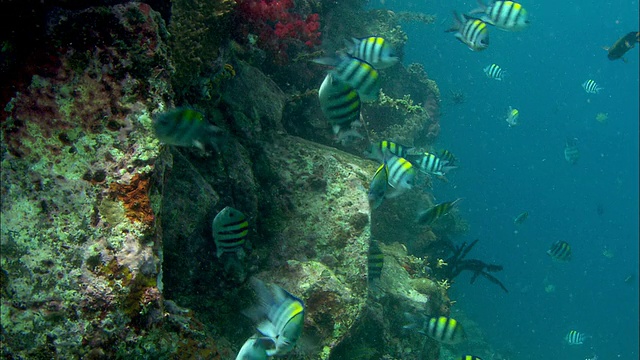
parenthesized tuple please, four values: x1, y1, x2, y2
(234, 0, 321, 64)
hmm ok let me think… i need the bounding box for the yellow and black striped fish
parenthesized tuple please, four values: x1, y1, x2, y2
(404, 314, 467, 344)
(565, 330, 588, 345)
(407, 152, 456, 177)
(386, 155, 416, 193)
(547, 240, 571, 262)
(439, 149, 458, 166)
(582, 79, 603, 94)
(368, 163, 388, 210)
(471, 0, 529, 32)
(368, 240, 384, 282)
(332, 56, 380, 101)
(484, 63, 505, 80)
(318, 74, 361, 133)
(458, 356, 484, 360)
(365, 140, 414, 163)
(416, 198, 463, 225)
(446, 12, 490, 51)
(346, 36, 399, 69)
(212, 206, 249, 259)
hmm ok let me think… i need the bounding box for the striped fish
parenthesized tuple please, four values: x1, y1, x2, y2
(153, 107, 223, 151)
(212, 206, 249, 259)
(439, 149, 458, 167)
(446, 12, 490, 51)
(368, 163, 388, 210)
(247, 278, 305, 357)
(564, 137, 580, 165)
(565, 330, 588, 345)
(471, 0, 529, 32)
(483, 63, 505, 80)
(346, 36, 399, 69)
(582, 79, 603, 94)
(404, 314, 467, 344)
(407, 152, 455, 176)
(547, 240, 572, 262)
(385, 155, 416, 193)
(416, 198, 462, 225)
(331, 55, 380, 101)
(318, 74, 361, 133)
(365, 140, 414, 163)
(368, 240, 384, 282)
(506, 106, 519, 127)
(458, 356, 484, 360)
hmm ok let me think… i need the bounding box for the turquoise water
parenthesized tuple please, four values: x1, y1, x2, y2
(372, 0, 639, 359)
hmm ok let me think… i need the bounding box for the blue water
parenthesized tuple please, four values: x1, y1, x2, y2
(371, 1, 639, 359)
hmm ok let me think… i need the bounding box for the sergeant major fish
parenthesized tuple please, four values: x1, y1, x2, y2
(368, 240, 384, 283)
(403, 314, 467, 344)
(565, 330, 589, 345)
(446, 12, 490, 51)
(313, 55, 380, 101)
(318, 74, 361, 133)
(365, 140, 414, 163)
(346, 36, 399, 69)
(406, 152, 456, 177)
(484, 63, 506, 80)
(153, 107, 223, 151)
(368, 163, 388, 210)
(212, 206, 249, 259)
(244, 278, 305, 357)
(470, 0, 529, 32)
(547, 240, 572, 262)
(582, 79, 603, 94)
(385, 155, 416, 196)
(506, 106, 519, 127)
(416, 198, 463, 225)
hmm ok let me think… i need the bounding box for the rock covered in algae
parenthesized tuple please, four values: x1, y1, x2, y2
(1, 3, 224, 358)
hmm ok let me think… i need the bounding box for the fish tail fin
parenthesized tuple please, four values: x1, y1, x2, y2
(445, 11, 462, 32)
(469, 0, 487, 14)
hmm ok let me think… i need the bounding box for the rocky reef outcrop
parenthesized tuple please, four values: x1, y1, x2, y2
(0, 1, 467, 359)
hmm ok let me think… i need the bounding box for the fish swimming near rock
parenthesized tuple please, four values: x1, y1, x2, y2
(505, 106, 519, 127)
(235, 335, 275, 360)
(364, 140, 414, 163)
(313, 55, 380, 101)
(564, 137, 580, 165)
(346, 36, 399, 69)
(438, 149, 458, 167)
(565, 330, 589, 345)
(446, 12, 490, 51)
(244, 278, 305, 357)
(514, 211, 528, 225)
(403, 314, 467, 344)
(368, 240, 384, 282)
(547, 240, 572, 262)
(484, 63, 506, 80)
(368, 163, 388, 210)
(604, 31, 639, 62)
(385, 155, 416, 196)
(406, 152, 456, 177)
(318, 74, 361, 133)
(416, 198, 463, 225)
(212, 206, 249, 259)
(470, 0, 529, 31)
(153, 107, 223, 151)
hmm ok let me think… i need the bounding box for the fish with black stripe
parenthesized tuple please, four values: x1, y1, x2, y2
(406, 152, 456, 177)
(313, 55, 380, 101)
(439, 149, 458, 167)
(385, 155, 416, 196)
(346, 36, 399, 69)
(403, 314, 467, 344)
(582, 79, 603, 94)
(547, 240, 572, 262)
(365, 140, 414, 163)
(446, 12, 490, 51)
(416, 198, 463, 225)
(212, 206, 249, 259)
(244, 278, 305, 356)
(470, 0, 529, 32)
(368, 240, 384, 282)
(506, 106, 519, 127)
(484, 63, 506, 80)
(368, 163, 388, 210)
(318, 74, 361, 133)
(458, 356, 484, 360)
(153, 107, 223, 151)
(565, 330, 589, 345)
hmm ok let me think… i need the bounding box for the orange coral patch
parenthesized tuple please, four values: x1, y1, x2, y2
(109, 174, 155, 226)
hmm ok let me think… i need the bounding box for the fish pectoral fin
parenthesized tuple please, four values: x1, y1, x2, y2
(257, 321, 278, 339)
